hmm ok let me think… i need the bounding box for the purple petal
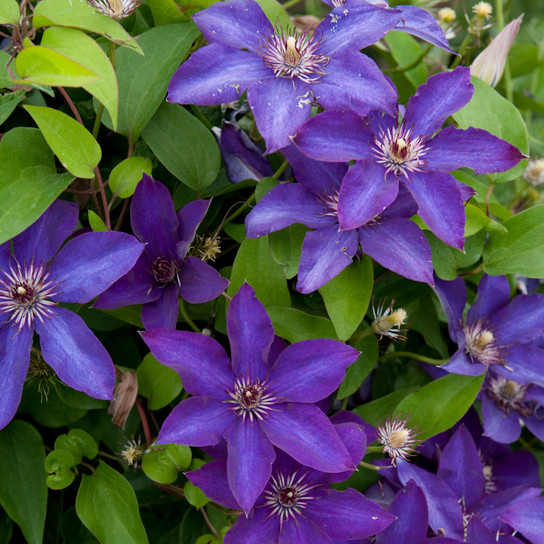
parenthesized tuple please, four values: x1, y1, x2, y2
(293, 109, 372, 162)
(245, 183, 333, 238)
(269, 340, 359, 402)
(248, 78, 312, 153)
(223, 507, 279, 544)
(338, 160, 399, 229)
(495, 344, 544, 387)
(0, 242, 10, 271)
(467, 274, 510, 323)
(331, 421, 368, 477)
(405, 170, 465, 249)
(225, 420, 275, 513)
(404, 67, 473, 136)
(524, 411, 544, 442)
(492, 450, 541, 491)
(141, 329, 234, 396)
(260, 403, 354, 473)
(37, 307, 114, 400)
(440, 348, 487, 376)
(141, 284, 179, 330)
(308, 488, 395, 540)
(157, 396, 235, 446)
(178, 257, 228, 304)
(50, 232, 145, 303)
(227, 283, 274, 380)
(316, 51, 398, 118)
(437, 425, 485, 510)
(0, 325, 32, 430)
(397, 460, 464, 540)
(381, 183, 419, 219)
(186, 460, 239, 510)
(493, 294, 544, 345)
(168, 44, 270, 106)
(394, 5, 453, 52)
(501, 497, 544, 543)
(359, 216, 434, 284)
(375, 480, 428, 544)
(279, 518, 330, 544)
(466, 517, 502, 544)
(193, 0, 273, 50)
(176, 199, 211, 253)
(131, 174, 178, 257)
(481, 392, 521, 444)
(433, 275, 466, 342)
(12, 200, 78, 264)
(296, 225, 359, 294)
(426, 126, 526, 174)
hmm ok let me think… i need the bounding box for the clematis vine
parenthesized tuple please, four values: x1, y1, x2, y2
(94, 174, 228, 329)
(0, 200, 145, 430)
(141, 283, 360, 512)
(293, 66, 525, 249)
(167, 0, 405, 152)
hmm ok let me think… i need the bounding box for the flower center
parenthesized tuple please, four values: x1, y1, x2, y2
(263, 471, 318, 527)
(257, 26, 329, 84)
(0, 261, 60, 329)
(315, 187, 340, 218)
(485, 375, 532, 417)
(85, 0, 140, 20)
(151, 257, 178, 285)
(463, 320, 504, 367)
(376, 414, 419, 465)
(371, 124, 428, 178)
(226, 376, 278, 422)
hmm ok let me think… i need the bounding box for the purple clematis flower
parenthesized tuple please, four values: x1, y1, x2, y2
(167, 0, 401, 152)
(0, 200, 145, 430)
(94, 174, 228, 329)
(246, 145, 434, 293)
(293, 66, 525, 249)
(187, 414, 395, 543)
(433, 273, 544, 385)
(141, 283, 360, 512)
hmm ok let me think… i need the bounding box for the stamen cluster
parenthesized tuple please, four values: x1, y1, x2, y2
(226, 375, 277, 422)
(376, 414, 419, 465)
(486, 375, 532, 417)
(462, 320, 504, 367)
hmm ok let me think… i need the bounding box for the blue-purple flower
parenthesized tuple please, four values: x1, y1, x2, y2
(94, 174, 228, 329)
(0, 200, 145, 429)
(293, 66, 525, 249)
(141, 283, 360, 512)
(246, 145, 433, 293)
(167, 0, 402, 152)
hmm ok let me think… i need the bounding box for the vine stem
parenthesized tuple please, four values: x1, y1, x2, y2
(359, 461, 387, 471)
(136, 398, 153, 445)
(379, 351, 448, 365)
(179, 298, 201, 333)
(199, 507, 219, 538)
(384, 44, 432, 74)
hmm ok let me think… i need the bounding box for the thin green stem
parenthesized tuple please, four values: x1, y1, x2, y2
(494, 0, 513, 101)
(384, 44, 432, 74)
(283, 0, 302, 9)
(92, 103, 105, 140)
(365, 445, 385, 454)
(359, 460, 387, 471)
(379, 351, 448, 365)
(451, 32, 473, 69)
(190, 105, 213, 130)
(179, 298, 201, 333)
(223, 194, 256, 226)
(273, 159, 289, 179)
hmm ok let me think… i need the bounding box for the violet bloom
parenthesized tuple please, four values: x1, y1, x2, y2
(0, 200, 145, 430)
(188, 416, 395, 543)
(168, 0, 402, 152)
(293, 66, 525, 249)
(246, 145, 433, 293)
(434, 273, 544, 385)
(95, 174, 228, 329)
(141, 283, 360, 512)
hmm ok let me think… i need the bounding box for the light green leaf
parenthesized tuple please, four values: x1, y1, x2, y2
(267, 306, 338, 343)
(76, 461, 149, 544)
(268, 224, 307, 280)
(184, 481, 210, 508)
(103, 23, 199, 141)
(256, 0, 289, 27)
(33, 0, 143, 54)
(0, 421, 47, 544)
(142, 444, 192, 484)
(320, 256, 373, 341)
(353, 387, 419, 427)
(0, 0, 19, 25)
(142, 102, 220, 191)
(109, 156, 152, 198)
(24, 105, 101, 178)
(88, 210, 107, 232)
(41, 26, 118, 130)
(14, 46, 99, 87)
(395, 373, 484, 441)
(0, 90, 24, 125)
(145, 0, 191, 24)
(0, 127, 74, 245)
(384, 31, 426, 88)
(453, 76, 528, 183)
(137, 353, 182, 410)
(54, 429, 98, 465)
(483, 205, 544, 276)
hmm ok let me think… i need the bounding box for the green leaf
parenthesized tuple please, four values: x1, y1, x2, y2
(384, 32, 427, 88)
(268, 224, 307, 280)
(145, 0, 190, 24)
(228, 236, 291, 307)
(0, 127, 74, 245)
(14, 46, 99, 87)
(103, 23, 199, 141)
(184, 481, 210, 508)
(395, 373, 484, 441)
(319, 256, 373, 341)
(137, 353, 182, 410)
(452, 76, 528, 183)
(141, 444, 192, 484)
(255, 0, 289, 27)
(76, 461, 149, 544)
(24, 105, 101, 178)
(483, 205, 544, 276)
(88, 210, 108, 232)
(45, 450, 76, 490)
(55, 429, 99, 465)
(41, 27, 119, 130)
(0, 421, 47, 544)
(142, 102, 220, 191)
(33, 0, 143, 54)
(0, 0, 19, 25)
(109, 157, 152, 198)
(267, 306, 338, 343)
(353, 387, 419, 427)
(0, 90, 24, 125)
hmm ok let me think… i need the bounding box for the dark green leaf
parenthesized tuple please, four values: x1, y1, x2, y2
(0, 90, 24, 125)
(268, 224, 307, 280)
(267, 306, 338, 343)
(137, 353, 182, 410)
(353, 386, 419, 427)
